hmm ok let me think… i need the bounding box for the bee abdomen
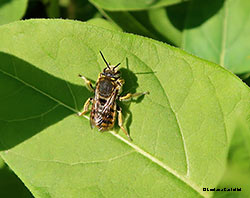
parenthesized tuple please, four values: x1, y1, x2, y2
(102, 120, 113, 125)
(107, 114, 113, 119)
(98, 119, 114, 131)
(99, 110, 116, 130)
(99, 98, 107, 105)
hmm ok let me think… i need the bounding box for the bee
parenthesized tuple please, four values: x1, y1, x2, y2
(78, 51, 149, 141)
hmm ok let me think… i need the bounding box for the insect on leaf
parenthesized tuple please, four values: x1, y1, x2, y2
(0, 19, 250, 198)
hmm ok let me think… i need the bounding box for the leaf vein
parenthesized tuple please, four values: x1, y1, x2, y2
(0, 68, 77, 113)
(6, 150, 135, 166)
(207, 75, 228, 144)
(124, 50, 190, 176)
(109, 131, 208, 198)
(0, 104, 60, 122)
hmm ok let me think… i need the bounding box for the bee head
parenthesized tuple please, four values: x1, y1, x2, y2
(100, 51, 121, 79)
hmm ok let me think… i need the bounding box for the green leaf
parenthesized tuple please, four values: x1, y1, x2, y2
(96, 7, 171, 43)
(0, 0, 28, 25)
(0, 19, 250, 198)
(94, 3, 188, 45)
(148, 2, 189, 46)
(183, 0, 250, 74)
(86, 18, 122, 32)
(97, 8, 162, 41)
(89, 0, 186, 11)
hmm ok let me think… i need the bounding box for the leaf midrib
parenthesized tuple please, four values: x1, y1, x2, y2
(0, 66, 208, 198)
(0, 68, 77, 113)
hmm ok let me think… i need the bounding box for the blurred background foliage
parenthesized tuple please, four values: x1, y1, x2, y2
(0, 0, 250, 197)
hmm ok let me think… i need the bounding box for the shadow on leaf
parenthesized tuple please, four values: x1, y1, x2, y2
(184, 0, 225, 29)
(0, 52, 91, 150)
(0, 0, 11, 8)
(0, 52, 149, 148)
(165, 0, 225, 31)
(0, 159, 33, 198)
(115, 59, 149, 136)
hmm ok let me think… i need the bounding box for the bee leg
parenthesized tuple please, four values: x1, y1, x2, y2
(78, 74, 95, 92)
(119, 91, 149, 102)
(78, 97, 93, 116)
(117, 106, 132, 141)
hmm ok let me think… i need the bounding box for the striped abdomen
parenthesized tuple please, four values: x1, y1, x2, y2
(90, 97, 117, 131)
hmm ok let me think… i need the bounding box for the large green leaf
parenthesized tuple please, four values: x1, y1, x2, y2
(183, 0, 250, 74)
(86, 18, 122, 32)
(0, 0, 28, 25)
(93, 3, 188, 45)
(0, 19, 250, 198)
(89, 0, 185, 11)
(148, 2, 189, 46)
(97, 8, 163, 41)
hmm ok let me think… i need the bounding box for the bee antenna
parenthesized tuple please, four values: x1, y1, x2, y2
(100, 51, 110, 69)
(114, 63, 121, 70)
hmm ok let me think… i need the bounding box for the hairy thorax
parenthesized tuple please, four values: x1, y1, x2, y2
(97, 77, 115, 97)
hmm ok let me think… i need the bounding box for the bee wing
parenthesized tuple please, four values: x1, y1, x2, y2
(101, 91, 117, 115)
(91, 89, 118, 128)
(90, 117, 95, 129)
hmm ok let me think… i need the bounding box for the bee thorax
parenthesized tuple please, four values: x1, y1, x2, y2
(98, 78, 114, 97)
